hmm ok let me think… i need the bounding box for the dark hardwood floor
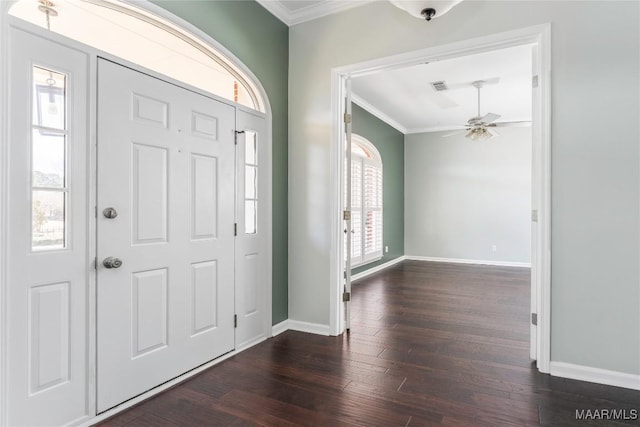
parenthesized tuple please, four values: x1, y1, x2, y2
(97, 261, 640, 426)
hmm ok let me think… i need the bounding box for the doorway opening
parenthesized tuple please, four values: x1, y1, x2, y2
(330, 24, 551, 373)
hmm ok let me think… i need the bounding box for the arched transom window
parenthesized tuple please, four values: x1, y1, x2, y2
(9, 0, 265, 112)
(346, 134, 383, 267)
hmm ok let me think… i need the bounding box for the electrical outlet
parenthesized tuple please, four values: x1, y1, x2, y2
(491, 245, 497, 252)
(385, 245, 389, 253)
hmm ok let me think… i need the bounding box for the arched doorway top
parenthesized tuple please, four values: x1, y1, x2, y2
(9, 0, 267, 113)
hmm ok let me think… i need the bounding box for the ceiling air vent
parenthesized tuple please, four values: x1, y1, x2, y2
(430, 80, 448, 91)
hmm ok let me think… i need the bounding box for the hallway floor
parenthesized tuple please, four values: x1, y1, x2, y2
(98, 261, 640, 426)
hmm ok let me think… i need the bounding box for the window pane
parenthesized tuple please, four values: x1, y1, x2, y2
(351, 160, 362, 208)
(32, 190, 65, 251)
(245, 131, 257, 165)
(33, 66, 66, 130)
(32, 130, 65, 188)
(245, 200, 257, 234)
(351, 210, 362, 259)
(245, 165, 257, 199)
(12, 2, 263, 112)
(373, 210, 383, 252)
(364, 210, 383, 255)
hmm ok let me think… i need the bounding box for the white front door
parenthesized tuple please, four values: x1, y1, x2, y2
(96, 59, 236, 412)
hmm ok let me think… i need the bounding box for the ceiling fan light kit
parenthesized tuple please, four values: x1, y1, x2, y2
(466, 126, 494, 141)
(389, 0, 463, 21)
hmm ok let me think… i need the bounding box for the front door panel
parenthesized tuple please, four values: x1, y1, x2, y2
(97, 59, 235, 412)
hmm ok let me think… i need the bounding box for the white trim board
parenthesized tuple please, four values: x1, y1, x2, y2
(0, 4, 8, 425)
(287, 320, 331, 336)
(351, 256, 407, 282)
(406, 256, 531, 268)
(550, 362, 640, 391)
(271, 319, 290, 336)
(271, 319, 331, 336)
(256, 0, 374, 26)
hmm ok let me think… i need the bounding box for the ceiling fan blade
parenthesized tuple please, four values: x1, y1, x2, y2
(487, 127, 500, 138)
(481, 77, 501, 86)
(481, 113, 501, 123)
(492, 121, 532, 128)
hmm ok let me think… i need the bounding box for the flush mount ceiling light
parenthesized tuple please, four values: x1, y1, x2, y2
(389, 0, 463, 21)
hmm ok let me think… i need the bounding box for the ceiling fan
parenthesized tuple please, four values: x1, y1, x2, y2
(443, 80, 531, 140)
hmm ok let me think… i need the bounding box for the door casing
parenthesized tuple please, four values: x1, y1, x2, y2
(329, 23, 552, 373)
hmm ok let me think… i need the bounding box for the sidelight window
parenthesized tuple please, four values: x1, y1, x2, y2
(31, 66, 68, 251)
(244, 131, 258, 234)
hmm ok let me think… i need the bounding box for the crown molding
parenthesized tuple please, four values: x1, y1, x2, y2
(406, 125, 466, 134)
(351, 93, 407, 134)
(256, 0, 374, 26)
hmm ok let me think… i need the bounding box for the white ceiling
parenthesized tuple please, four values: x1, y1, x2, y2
(351, 44, 534, 134)
(257, 2, 533, 134)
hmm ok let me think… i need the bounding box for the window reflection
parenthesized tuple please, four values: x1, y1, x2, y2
(31, 66, 68, 251)
(32, 190, 65, 250)
(33, 66, 66, 130)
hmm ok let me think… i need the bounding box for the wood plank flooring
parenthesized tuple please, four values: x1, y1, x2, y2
(97, 261, 640, 426)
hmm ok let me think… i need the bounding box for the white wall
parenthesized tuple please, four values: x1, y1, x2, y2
(289, 1, 639, 376)
(405, 128, 531, 264)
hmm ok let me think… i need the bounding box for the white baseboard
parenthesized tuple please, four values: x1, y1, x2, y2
(406, 255, 531, 268)
(236, 335, 268, 353)
(271, 319, 290, 336)
(351, 255, 406, 282)
(272, 319, 331, 336)
(550, 361, 640, 391)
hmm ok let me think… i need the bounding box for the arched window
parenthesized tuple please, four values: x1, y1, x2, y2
(346, 134, 383, 267)
(9, 0, 265, 112)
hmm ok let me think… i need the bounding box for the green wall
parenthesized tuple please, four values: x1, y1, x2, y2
(153, 0, 289, 324)
(351, 103, 404, 276)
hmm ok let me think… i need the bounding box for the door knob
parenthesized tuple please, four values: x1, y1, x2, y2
(103, 207, 118, 219)
(103, 257, 123, 269)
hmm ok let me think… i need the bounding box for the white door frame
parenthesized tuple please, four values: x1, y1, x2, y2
(0, 2, 273, 424)
(329, 24, 552, 373)
(0, 5, 11, 424)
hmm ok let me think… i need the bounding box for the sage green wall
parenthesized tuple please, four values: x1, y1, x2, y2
(153, 0, 289, 324)
(351, 104, 404, 276)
